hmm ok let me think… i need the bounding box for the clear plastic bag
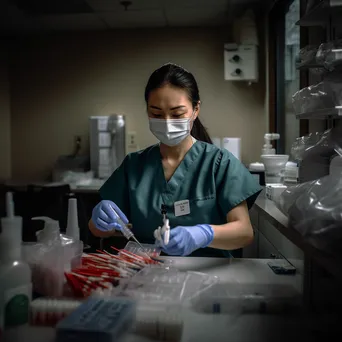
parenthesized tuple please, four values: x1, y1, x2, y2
(297, 126, 342, 183)
(290, 132, 324, 162)
(316, 39, 342, 71)
(22, 235, 83, 297)
(297, 45, 319, 67)
(274, 123, 342, 255)
(292, 73, 342, 115)
(275, 173, 342, 256)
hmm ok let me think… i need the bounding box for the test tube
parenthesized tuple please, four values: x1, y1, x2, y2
(120, 224, 134, 240)
(109, 205, 133, 239)
(110, 205, 152, 259)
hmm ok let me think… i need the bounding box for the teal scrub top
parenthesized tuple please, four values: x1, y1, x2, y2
(99, 141, 262, 257)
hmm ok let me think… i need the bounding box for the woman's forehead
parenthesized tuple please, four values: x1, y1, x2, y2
(148, 85, 191, 108)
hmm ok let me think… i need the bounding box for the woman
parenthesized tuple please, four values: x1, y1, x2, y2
(89, 63, 262, 257)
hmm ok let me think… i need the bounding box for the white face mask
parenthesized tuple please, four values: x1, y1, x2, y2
(149, 111, 196, 146)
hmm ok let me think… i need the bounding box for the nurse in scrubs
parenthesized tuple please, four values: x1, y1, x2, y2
(89, 63, 262, 257)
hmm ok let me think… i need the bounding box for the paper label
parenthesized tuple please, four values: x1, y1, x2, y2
(98, 132, 111, 147)
(1, 284, 32, 328)
(174, 200, 190, 217)
(97, 118, 109, 131)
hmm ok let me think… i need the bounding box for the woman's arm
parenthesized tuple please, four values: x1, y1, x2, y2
(88, 218, 121, 238)
(208, 201, 253, 250)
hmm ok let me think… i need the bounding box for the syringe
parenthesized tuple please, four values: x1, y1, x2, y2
(109, 206, 152, 260)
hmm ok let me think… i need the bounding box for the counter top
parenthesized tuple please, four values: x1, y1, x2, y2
(3, 257, 311, 342)
(3, 180, 103, 194)
(254, 194, 342, 283)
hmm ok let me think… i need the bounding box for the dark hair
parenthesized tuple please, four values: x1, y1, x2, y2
(144, 63, 212, 144)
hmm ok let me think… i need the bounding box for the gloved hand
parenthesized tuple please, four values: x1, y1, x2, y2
(156, 224, 214, 256)
(91, 200, 128, 232)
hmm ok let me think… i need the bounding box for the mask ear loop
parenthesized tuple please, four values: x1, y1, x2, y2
(189, 106, 199, 141)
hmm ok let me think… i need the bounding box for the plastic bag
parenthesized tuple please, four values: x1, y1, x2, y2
(290, 132, 324, 162)
(297, 126, 342, 183)
(316, 39, 342, 71)
(297, 45, 319, 67)
(275, 124, 342, 255)
(22, 235, 83, 297)
(275, 174, 342, 256)
(292, 72, 342, 115)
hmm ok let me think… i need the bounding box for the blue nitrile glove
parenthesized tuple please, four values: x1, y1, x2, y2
(91, 200, 128, 232)
(156, 224, 214, 256)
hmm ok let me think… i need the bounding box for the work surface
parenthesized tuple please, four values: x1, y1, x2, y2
(4, 257, 316, 342)
(254, 194, 342, 282)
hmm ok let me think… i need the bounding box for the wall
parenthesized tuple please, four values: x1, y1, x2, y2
(10, 28, 266, 181)
(0, 41, 11, 180)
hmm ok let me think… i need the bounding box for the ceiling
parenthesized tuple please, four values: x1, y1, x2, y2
(0, 0, 267, 34)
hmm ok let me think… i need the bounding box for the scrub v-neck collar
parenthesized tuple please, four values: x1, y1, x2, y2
(155, 139, 203, 201)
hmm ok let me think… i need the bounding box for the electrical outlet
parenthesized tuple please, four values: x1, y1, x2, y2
(127, 131, 137, 146)
(127, 131, 139, 153)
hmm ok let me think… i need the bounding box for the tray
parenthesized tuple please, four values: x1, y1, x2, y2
(122, 241, 161, 257)
(114, 266, 219, 304)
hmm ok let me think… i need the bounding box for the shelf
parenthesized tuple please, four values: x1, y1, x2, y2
(297, 0, 342, 27)
(295, 107, 342, 119)
(296, 63, 323, 70)
(296, 59, 342, 71)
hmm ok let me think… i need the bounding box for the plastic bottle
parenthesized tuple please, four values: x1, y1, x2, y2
(0, 212, 32, 332)
(261, 133, 280, 155)
(32, 217, 61, 244)
(31, 216, 82, 280)
(66, 198, 80, 241)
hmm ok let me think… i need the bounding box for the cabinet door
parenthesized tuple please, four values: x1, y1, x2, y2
(258, 231, 281, 259)
(259, 216, 302, 255)
(243, 206, 259, 258)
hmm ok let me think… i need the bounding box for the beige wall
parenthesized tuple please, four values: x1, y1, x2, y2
(10, 28, 266, 181)
(0, 42, 11, 180)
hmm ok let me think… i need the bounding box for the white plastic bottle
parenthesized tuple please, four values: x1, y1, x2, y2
(0, 215, 32, 332)
(66, 198, 80, 241)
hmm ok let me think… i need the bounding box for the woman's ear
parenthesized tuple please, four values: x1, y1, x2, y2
(194, 101, 201, 117)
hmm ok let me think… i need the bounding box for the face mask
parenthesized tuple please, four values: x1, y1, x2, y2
(149, 111, 195, 146)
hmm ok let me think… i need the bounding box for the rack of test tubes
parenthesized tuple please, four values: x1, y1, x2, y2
(64, 242, 165, 298)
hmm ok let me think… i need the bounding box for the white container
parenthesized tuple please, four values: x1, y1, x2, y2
(261, 154, 289, 184)
(224, 44, 258, 82)
(284, 161, 299, 184)
(266, 184, 287, 201)
(222, 137, 241, 160)
(66, 198, 80, 241)
(0, 216, 32, 331)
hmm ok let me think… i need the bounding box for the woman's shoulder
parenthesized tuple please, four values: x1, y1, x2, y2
(125, 144, 159, 164)
(196, 141, 231, 160)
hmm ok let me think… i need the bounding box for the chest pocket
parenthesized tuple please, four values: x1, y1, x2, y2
(170, 151, 225, 227)
(170, 195, 219, 227)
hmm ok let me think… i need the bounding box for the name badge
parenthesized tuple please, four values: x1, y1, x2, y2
(174, 200, 190, 217)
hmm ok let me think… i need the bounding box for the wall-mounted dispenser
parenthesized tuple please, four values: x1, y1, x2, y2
(224, 43, 258, 83)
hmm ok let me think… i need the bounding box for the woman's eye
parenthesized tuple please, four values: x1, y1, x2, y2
(151, 113, 162, 117)
(172, 113, 185, 118)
